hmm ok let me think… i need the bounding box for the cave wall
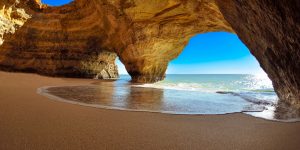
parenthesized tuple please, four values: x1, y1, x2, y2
(0, 0, 31, 45)
(0, 0, 125, 78)
(0, 0, 299, 106)
(0, 0, 232, 80)
(119, 0, 232, 82)
(216, 0, 300, 107)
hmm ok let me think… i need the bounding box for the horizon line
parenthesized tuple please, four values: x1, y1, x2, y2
(119, 73, 265, 75)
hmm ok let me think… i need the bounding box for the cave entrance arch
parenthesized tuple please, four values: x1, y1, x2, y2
(162, 31, 276, 98)
(0, 0, 298, 107)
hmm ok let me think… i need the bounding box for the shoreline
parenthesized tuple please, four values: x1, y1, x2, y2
(37, 85, 300, 123)
(1, 71, 300, 149)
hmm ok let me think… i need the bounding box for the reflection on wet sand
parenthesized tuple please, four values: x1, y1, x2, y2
(44, 80, 164, 111)
(123, 87, 164, 110)
(39, 80, 300, 122)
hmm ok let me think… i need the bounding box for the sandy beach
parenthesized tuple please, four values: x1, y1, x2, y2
(0, 71, 300, 150)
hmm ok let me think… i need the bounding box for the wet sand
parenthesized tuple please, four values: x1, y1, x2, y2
(0, 71, 300, 150)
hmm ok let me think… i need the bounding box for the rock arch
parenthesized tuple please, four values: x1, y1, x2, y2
(0, 0, 299, 107)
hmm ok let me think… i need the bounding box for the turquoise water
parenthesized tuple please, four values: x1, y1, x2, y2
(38, 74, 300, 122)
(133, 74, 276, 99)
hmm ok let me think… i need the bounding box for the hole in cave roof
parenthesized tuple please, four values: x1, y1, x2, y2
(41, 0, 73, 6)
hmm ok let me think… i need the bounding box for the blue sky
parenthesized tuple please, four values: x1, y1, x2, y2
(117, 32, 264, 74)
(41, 0, 73, 6)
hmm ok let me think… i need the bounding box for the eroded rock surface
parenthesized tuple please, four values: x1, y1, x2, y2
(0, 0, 232, 80)
(0, 0, 31, 45)
(0, 0, 127, 78)
(0, 0, 299, 106)
(119, 0, 232, 82)
(216, 0, 300, 107)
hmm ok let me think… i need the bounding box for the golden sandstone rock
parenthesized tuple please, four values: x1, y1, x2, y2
(0, 0, 231, 80)
(0, 0, 299, 107)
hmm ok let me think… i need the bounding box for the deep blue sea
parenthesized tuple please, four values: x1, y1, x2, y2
(38, 74, 300, 122)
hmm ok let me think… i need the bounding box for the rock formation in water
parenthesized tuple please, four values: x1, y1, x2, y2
(0, 0, 299, 107)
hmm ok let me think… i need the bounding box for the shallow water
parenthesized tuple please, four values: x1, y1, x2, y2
(38, 74, 300, 122)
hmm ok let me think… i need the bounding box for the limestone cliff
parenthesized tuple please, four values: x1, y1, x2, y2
(0, 0, 299, 107)
(119, 0, 232, 82)
(0, 0, 231, 80)
(0, 0, 122, 79)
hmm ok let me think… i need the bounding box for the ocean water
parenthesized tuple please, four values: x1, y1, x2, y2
(38, 74, 300, 122)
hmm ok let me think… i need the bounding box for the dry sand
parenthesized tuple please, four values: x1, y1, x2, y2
(0, 71, 300, 150)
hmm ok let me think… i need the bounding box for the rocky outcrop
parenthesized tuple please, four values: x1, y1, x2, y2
(0, 0, 232, 80)
(0, 0, 125, 79)
(0, 0, 31, 45)
(119, 0, 232, 82)
(80, 51, 118, 79)
(0, 0, 299, 107)
(216, 0, 300, 107)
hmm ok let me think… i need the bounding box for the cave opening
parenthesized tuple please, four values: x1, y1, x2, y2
(158, 31, 280, 115)
(163, 31, 277, 100)
(167, 32, 265, 75)
(116, 57, 128, 75)
(116, 57, 131, 80)
(105, 32, 285, 120)
(41, 0, 73, 6)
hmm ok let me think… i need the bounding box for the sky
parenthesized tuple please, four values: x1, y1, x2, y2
(41, 0, 73, 6)
(117, 32, 264, 74)
(41, 1, 264, 75)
